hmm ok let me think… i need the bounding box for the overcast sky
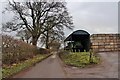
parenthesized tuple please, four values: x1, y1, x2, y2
(65, 1, 118, 36)
(0, 0, 119, 37)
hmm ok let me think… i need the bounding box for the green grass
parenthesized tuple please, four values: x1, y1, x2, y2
(0, 67, 2, 80)
(60, 52, 100, 68)
(2, 54, 52, 78)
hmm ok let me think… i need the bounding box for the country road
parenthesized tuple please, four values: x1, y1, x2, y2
(13, 52, 118, 78)
(13, 53, 66, 78)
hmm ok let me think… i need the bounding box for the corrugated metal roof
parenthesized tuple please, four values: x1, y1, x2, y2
(64, 30, 90, 41)
(72, 30, 89, 35)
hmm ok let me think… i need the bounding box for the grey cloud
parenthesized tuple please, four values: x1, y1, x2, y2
(65, 2, 118, 36)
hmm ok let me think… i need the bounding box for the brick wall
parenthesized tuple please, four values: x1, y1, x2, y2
(90, 34, 120, 52)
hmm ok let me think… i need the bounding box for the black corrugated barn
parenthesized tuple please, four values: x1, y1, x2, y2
(64, 30, 90, 52)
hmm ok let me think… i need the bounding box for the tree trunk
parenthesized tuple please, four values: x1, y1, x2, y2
(32, 36, 38, 46)
(46, 30, 49, 49)
(26, 40, 29, 44)
(46, 42, 49, 49)
(46, 38, 49, 49)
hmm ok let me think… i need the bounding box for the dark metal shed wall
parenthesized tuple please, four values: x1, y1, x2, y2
(64, 30, 90, 52)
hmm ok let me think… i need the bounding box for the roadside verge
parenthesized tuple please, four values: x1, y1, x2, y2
(2, 53, 52, 78)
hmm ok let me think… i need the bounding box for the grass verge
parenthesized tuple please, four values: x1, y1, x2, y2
(59, 51, 100, 68)
(0, 67, 2, 80)
(2, 54, 52, 78)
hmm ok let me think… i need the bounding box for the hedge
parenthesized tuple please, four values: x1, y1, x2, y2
(2, 35, 39, 65)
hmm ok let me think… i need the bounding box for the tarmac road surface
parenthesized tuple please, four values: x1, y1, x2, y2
(13, 53, 66, 78)
(13, 52, 118, 78)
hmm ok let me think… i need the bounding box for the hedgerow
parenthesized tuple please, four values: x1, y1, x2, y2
(2, 35, 39, 65)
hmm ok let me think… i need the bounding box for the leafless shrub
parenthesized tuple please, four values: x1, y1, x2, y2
(2, 35, 39, 65)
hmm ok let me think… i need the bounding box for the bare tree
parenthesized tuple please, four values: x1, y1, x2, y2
(41, 6, 73, 49)
(3, 0, 74, 46)
(41, 28, 65, 49)
(16, 29, 31, 43)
